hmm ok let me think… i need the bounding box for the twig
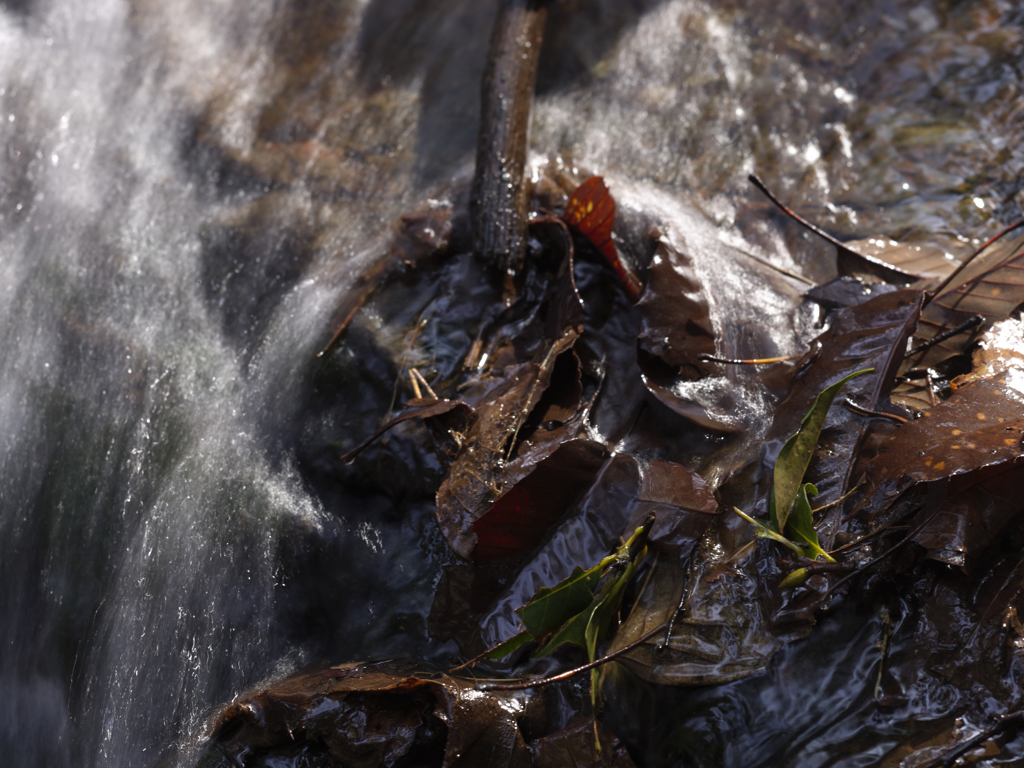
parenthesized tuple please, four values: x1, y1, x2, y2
(748, 174, 912, 283)
(698, 353, 801, 365)
(916, 709, 1024, 768)
(842, 398, 909, 424)
(926, 219, 1024, 305)
(476, 627, 662, 692)
(906, 315, 982, 358)
(719, 238, 817, 286)
(410, 368, 437, 399)
(748, 174, 853, 253)
(811, 484, 862, 515)
(471, 0, 549, 298)
(822, 507, 942, 604)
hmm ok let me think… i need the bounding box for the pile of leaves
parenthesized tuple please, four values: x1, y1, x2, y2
(198, 168, 1024, 767)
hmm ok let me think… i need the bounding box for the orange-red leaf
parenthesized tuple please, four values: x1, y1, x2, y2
(562, 176, 641, 299)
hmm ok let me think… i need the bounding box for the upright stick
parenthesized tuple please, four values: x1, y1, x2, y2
(471, 0, 549, 303)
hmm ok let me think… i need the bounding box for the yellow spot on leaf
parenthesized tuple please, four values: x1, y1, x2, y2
(977, 413, 987, 421)
(1005, 438, 1019, 447)
(951, 429, 963, 436)
(932, 461, 945, 471)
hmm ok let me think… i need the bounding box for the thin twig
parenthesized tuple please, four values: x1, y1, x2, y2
(476, 627, 662, 692)
(916, 709, 1024, 768)
(720, 239, 817, 286)
(410, 368, 437, 399)
(843, 398, 909, 424)
(906, 315, 983, 358)
(748, 174, 852, 252)
(698, 353, 801, 365)
(811, 484, 862, 515)
(822, 507, 942, 604)
(926, 219, 1024, 305)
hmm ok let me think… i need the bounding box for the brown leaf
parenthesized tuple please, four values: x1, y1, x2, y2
(533, 715, 636, 768)
(435, 326, 580, 559)
(843, 236, 959, 284)
(205, 661, 533, 768)
(471, 439, 609, 562)
(624, 460, 720, 550)
(863, 375, 1024, 495)
(904, 226, 1024, 373)
(635, 232, 804, 434)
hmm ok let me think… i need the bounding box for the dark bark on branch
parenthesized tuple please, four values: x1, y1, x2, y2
(471, 0, 549, 303)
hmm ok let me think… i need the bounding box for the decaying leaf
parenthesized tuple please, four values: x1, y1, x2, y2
(532, 716, 636, 768)
(471, 439, 609, 562)
(635, 232, 802, 434)
(435, 325, 581, 559)
(895, 225, 1024, 396)
(202, 660, 537, 768)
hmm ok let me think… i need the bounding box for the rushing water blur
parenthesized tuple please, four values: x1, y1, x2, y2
(1, 0, 1022, 766)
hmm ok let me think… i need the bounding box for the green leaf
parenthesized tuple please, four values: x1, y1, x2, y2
(778, 567, 810, 589)
(733, 507, 806, 557)
(516, 563, 607, 638)
(784, 483, 834, 562)
(484, 630, 534, 660)
(771, 368, 872, 532)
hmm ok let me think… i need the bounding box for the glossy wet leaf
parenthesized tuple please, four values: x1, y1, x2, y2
(771, 369, 872, 533)
(562, 176, 641, 299)
(532, 716, 636, 768)
(785, 483, 832, 561)
(624, 460, 720, 550)
(636, 234, 802, 433)
(435, 326, 580, 559)
(203, 660, 534, 768)
(860, 374, 1024, 504)
(470, 439, 608, 562)
(904, 226, 1024, 373)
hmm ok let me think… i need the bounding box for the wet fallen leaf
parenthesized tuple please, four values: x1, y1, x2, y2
(623, 460, 720, 551)
(203, 660, 536, 768)
(562, 176, 642, 299)
(532, 715, 636, 768)
(435, 326, 580, 559)
(903, 225, 1024, 374)
(471, 438, 608, 562)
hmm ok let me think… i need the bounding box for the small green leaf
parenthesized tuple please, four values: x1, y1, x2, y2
(733, 507, 806, 557)
(516, 564, 606, 638)
(784, 483, 834, 562)
(778, 567, 810, 589)
(484, 630, 533, 660)
(772, 369, 872, 532)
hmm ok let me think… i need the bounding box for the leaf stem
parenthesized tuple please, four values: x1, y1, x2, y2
(475, 627, 662, 692)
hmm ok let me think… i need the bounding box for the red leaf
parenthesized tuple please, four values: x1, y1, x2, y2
(562, 176, 641, 299)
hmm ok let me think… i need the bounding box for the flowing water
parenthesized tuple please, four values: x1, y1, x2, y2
(1, 0, 1022, 766)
